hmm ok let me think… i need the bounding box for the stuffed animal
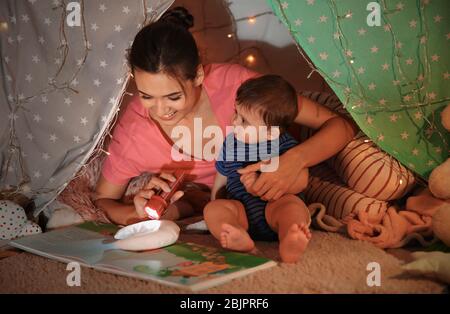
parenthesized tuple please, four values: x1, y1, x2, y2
(427, 103, 450, 246)
(432, 204, 450, 247)
(401, 105, 450, 284)
(402, 251, 450, 284)
(0, 200, 42, 240)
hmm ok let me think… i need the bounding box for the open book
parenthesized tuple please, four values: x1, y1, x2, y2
(9, 222, 277, 291)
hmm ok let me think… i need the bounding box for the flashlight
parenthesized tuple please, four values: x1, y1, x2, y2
(144, 169, 186, 220)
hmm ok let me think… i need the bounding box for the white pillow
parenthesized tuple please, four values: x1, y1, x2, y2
(45, 200, 84, 230)
(401, 251, 450, 284)
(114, 220, 180, 251)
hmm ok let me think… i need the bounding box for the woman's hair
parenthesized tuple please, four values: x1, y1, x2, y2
(236, 75, 298, 132)
(128, 7, 199, 82)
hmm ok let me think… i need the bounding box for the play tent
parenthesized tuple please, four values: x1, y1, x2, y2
(1, 0, 448, 218)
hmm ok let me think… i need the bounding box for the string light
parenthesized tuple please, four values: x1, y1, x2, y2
(248, 17, 256, 24)
(0, 21, 8, 32)
(99, 149, 111, 156)
(245, 54, 256, 64)
(191, 5, 275, 70)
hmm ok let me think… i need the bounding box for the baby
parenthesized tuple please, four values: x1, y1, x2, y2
(204, 75, 311, 263)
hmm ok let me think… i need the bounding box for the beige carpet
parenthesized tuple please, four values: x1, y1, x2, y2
(0, 229, 446, 293)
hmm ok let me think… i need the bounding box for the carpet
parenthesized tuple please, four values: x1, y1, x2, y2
(0, 229, 446, 293)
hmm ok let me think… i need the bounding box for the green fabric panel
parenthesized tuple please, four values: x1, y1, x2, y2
(267, 0, 449, 179)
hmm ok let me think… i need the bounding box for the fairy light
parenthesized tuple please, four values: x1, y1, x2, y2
(99, 149, 111, 156)
(248, 17, 256, 24)
(227, 33, 233, 38)
(246, 54, 256, 65)
(0, 21, 8, 32)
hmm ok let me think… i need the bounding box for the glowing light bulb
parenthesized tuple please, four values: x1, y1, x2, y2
(248, 17, 256, 24)
(227, 33, 233, 38)
(246, 54, 255, 64)
(0, 22, 8, 32)
(145, 206, 160, 220)
(350, 59, 355, 64)
(399, 179, 403, 185)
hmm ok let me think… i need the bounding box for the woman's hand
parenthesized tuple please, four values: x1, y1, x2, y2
(238, 149, 307, 202)
(133, 172, 185, 219)
(240, 171, 259, 195)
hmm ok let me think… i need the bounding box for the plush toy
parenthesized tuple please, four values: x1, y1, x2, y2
(427, 103, 450, 246)
(0, 200, 42, 240)
(401, 251, 450, 284)
(440, 103, 450, 133)
(401, 104, 450, 284)
(432, 204, 450, 247)
(429, 158, 450, 201)
(406, 104, 450, 246)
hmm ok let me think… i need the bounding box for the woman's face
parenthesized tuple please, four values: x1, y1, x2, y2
(133, 68, 201, 126)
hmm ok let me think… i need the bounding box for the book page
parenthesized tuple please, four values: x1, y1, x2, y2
(9, 223, 276, 291)
(9, 225, 111, 265)
(95, 242, 275, 290)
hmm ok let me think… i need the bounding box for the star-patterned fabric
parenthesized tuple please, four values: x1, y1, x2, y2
(0, 0, 174, 213)
(268, 0, 449, 179)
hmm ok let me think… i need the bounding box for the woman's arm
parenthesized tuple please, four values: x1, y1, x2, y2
(93, 175, 146, 226)
(291, 96, 358, 168)
(286, 168, 309, 194)
(239, 96, 358, 201)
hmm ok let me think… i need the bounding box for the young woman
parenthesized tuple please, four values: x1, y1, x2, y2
(93, 7, 357, 226)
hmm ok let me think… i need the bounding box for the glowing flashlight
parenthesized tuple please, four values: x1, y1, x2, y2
(144, 169, 186, 220)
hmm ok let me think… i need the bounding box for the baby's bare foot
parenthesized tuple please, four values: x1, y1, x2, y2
(279, 223, 311, 263)
(220, 223, 255, 252)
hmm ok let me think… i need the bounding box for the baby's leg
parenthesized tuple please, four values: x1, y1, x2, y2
(266, 195, 312, 263)
(204, 199, 255, 252)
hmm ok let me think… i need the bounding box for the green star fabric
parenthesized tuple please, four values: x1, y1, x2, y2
(267, 0, 449, 179)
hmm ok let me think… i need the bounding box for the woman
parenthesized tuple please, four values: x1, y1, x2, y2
(94, 7, 357, 226)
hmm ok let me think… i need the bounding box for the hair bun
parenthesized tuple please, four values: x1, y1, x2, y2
(160, 6, 194, 30)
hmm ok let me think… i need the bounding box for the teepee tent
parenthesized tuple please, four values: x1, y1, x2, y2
(1, 0, 448, 220)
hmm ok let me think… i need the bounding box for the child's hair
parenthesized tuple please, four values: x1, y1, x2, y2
(235, 75, 298, 132)
(127, 7, 199, 82)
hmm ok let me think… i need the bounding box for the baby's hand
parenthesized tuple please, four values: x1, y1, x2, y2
(240, 172, 259, 194)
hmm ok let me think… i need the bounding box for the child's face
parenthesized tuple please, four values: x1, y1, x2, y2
(232, 105, 280, 144)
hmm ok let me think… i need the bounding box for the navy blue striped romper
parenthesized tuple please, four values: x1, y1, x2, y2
(216, 132, 300, 241)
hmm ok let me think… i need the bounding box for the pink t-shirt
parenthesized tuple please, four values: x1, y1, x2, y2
(102, 63, 261, 188)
